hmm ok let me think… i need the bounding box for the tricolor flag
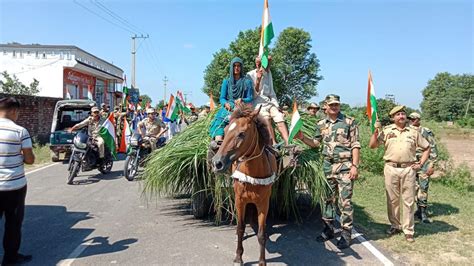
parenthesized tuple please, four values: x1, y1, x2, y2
(366, 70, 379, 133)
(288, 101, 303, 143)
(98, 113, 117, 158)
(166, 94, 179, 121)
(118, 117, 133, 154)
(209, 92, 216, 111)
(258, 0, 274, 69)
(177, 91, 191, 113)
(87, 85, 93, 101)
(66, 88, 71, 99)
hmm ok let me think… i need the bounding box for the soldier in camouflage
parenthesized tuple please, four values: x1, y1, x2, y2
(295, 94, 361, 249)
(408, 112, 438, 223)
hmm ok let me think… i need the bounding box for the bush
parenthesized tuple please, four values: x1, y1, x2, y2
(359, 125, 385, 174)
(456, 117, 474, 129)
(433, 164, 474, 193)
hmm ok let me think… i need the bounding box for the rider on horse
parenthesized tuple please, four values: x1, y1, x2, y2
(209, 57, 254, 142)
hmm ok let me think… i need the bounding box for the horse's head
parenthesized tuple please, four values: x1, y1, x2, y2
(211, 105, 262, 173)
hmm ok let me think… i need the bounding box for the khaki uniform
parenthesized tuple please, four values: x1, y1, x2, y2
(314, 113, 360, 234)
(74, 117, 105, 158)
(137, 117, 165, 150)
(411, 125, 438, 208)
(377, 125, 429, 235)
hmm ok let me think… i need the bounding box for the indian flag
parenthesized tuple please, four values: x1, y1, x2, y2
(366, 70, 379, 133)
(288, 101, 303, 143)
(166, 94, 179, 121)
(258, 0, 274, 69)
(177, 91, 191, 113)
(98, 113, 116, 158)
(87, 85, 93, 101)
(119, 117, 132, 154)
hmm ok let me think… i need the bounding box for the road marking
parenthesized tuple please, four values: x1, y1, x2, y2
(57, 239, 95, 266)
(352, 229, 394, 266)
(26, 163, 59, 175)
(335, 215, 394, 266)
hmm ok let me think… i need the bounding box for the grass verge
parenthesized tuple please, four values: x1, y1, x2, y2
(353, 171, 474, 264)
(25, 144, 53, 170)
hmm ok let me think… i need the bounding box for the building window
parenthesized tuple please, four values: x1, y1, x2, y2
(42, 52, 46, 59)
(66, 52, 71, 60)
(35, 51, 39, 58)
(12, 51, 16, 58)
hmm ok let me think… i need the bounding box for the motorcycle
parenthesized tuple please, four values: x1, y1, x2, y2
(123, 133, 166, 181)
(67, 130, 114, 184)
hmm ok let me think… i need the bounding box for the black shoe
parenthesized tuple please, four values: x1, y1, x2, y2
(2, 253, 32, 265)
(386, 227, 402, 236)
(414, 207, 421, 220)
(336, 237, 351, 249)
(316, 230, 334, 242)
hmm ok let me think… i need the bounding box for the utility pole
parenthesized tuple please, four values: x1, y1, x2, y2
(183, 91, 192, 103)
(131, 34, 149, 88)
(163, 76, 168, 104)
(465, 95, 472, 118)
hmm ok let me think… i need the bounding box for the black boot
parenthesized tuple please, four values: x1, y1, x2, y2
(420, 207, 430, 223)
(316, 224, 335, 242)
(336, 229, 351, 249)
(414, 206, 421, 220)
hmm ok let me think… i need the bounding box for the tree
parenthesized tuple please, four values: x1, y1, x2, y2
(139, 94, 152, 110)
(228, 27, 261, 74)
(272, 27, 323, 106)
(421, 72, 474, 121)
(0, 71, 40, 96)
(202, 48, 233, 102)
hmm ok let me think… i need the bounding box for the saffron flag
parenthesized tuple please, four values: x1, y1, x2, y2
(98, 113, 116, 158)
(118, 117, 132, 154)
(166, 94, 179, 121)
(288, 101, 303, 143)
(258, 0, 275, 69)
(209, 92, 216, 111)
(366, 70, 379, 133)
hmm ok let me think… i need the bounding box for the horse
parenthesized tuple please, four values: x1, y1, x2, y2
(211, 104, 277, 266)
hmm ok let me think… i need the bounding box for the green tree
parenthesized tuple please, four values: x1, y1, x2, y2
(202, 48, 233, 102)
(272, 27, 323, 106)
(139, 94, 152, 110)
(228, 27, 261, 74)
(421, 72, 474, 121)
(0, 71, 40, 96)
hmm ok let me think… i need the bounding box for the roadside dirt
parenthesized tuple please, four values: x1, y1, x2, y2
(439, 132, 474, 174)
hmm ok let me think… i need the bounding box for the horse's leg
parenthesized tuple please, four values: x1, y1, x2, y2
(234, 200, 246, 264)
(257, 201, 270, 266)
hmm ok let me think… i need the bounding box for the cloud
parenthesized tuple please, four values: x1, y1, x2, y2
(183, 43, 195, 49)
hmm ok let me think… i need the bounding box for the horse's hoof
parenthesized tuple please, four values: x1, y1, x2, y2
(233, 261, 243, 266)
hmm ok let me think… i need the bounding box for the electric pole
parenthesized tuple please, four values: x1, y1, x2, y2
(465, 95, 472, 118)
(163, 76, 168, 104)
(183, 91, 192, 103)
(131, 34, 149, 88)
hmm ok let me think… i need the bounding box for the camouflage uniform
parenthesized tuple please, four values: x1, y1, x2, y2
(411, 125, 438, 208)
(315, 112, 360, 236)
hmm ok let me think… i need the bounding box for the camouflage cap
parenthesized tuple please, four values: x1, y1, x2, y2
(389, 105, 406, 116)
(325, 94, 340, 105)
(408, 112, 421, 119)
(91, 106, 100, 112)
(307, 102, 319, 110)
(146, 108, 156, 114)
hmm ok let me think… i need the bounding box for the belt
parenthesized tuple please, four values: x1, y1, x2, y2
(385, 161, 414, 168)
(326, 158, 351, 164)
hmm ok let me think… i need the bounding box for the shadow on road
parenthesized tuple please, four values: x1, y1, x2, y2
(71, 170, 123, 185)
(0, 205, 137, 264)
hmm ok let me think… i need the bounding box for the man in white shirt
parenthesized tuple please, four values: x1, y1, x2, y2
(0, 97, 35, 265)
(247, 56, 289, 145)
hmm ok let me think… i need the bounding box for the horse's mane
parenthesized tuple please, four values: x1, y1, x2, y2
(231, 104, 272, 146)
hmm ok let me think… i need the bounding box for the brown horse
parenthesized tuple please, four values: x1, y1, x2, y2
(211, 104, 277, 266)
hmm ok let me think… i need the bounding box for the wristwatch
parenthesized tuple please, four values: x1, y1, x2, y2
(351, 163, 359, 169)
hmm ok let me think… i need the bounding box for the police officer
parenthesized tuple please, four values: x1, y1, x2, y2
(137, 108, 167, 151)
(100, 103, 110, 119)
(295, 94, 361, 249)
(68, 106, 105, 158)
(306, 102, 320, 117)
(408, 112, 438, 223)
(369, 106, 430, 243)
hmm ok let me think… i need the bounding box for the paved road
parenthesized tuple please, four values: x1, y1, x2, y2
(0, 159, 395, 265)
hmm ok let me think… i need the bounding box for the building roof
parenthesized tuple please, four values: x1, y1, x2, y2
(0, 43, 123, 73)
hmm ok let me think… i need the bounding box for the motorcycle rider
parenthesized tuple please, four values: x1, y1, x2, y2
(68, 106, 105, 159)
(137, 108, 167, 151)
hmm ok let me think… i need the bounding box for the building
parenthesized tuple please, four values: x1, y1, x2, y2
(0, 43, 124, 107)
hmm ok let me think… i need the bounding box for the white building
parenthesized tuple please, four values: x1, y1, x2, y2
(0, 43, 124, 107)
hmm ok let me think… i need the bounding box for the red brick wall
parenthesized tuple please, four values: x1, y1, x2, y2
(0, 93, 61, 144)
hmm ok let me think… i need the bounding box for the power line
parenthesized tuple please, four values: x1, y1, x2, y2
(90, 0, 145, 35)
(73, 0, 135, 34)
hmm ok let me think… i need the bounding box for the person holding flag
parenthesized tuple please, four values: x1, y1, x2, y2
(209, 57, 253, 141)
(68, 107, 106, 159)
(294, 94, 361, 249)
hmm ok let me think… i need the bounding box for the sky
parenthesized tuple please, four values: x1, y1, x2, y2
(0, 0, 472, 109)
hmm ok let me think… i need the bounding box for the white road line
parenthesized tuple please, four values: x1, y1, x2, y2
(352, 229, 394, 266)
(56, 239, 95, 266)
(335, 215, 394, 266)
(25, 163, 60, 175)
